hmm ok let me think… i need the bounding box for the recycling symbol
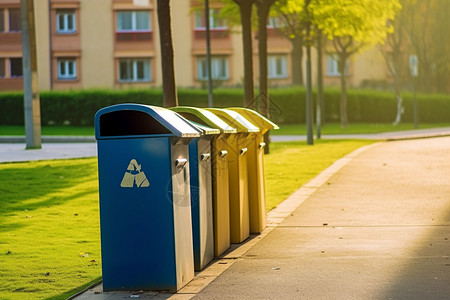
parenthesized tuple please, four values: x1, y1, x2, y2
(120, 159, 150, 188)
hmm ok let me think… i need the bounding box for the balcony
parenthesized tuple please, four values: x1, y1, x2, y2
(116, 31, 153, 42)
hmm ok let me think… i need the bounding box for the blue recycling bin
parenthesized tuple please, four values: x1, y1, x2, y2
(183, 121, 219, 270)
(94, 104, 200, 292)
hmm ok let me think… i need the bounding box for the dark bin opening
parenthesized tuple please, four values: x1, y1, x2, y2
(100, 110, 171, 137)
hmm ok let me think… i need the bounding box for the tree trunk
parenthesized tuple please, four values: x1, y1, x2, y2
(256, 0, 275, 154)
(157, 0, 178, 107)
(21, 0, 41, 149)
(316, 31, 324, 137)
(235, 0, 255, 108)
(256, 1, 269, 116)
(392, 62, 403, 125)
(291, 36, 304, 86)
(339, 54, 348, 128)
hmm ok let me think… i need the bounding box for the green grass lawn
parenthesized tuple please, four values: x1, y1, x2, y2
(0, 158, 101, 300)
(0, 139, 372, 298)
(0, 126, 95, 136)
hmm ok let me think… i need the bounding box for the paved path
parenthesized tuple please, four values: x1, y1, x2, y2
(71, 136, 450, 299)
(193, 136, 450, 300)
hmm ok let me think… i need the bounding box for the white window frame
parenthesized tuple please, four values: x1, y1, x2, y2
(197, 56, 229, 81)
(268, 54, 288, 79)
(117, 11, 151, 32)
(195, 9, 227, 30)
(119, 58, 151, 82)
(326, 54, 349, 77)
(56, 10, 76, 33)
(57, 58, 77, 80)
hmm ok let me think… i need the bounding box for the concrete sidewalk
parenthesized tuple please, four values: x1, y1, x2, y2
(71, 135, 450, 299)
(271, 126, 450, 142)
(0, 143, 97, 163)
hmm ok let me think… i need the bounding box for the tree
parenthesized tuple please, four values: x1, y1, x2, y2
(402, 0, 450, 93)
(271, 0, 307, 86)
(311, 0, 401, 128)
(380, 6, 407, 125)
(157, 0, 178, 107)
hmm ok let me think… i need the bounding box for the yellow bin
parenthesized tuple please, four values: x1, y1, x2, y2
(170, 107, 236, 257)
(228, 108, 279, 233)
(206, 108, 260, 243)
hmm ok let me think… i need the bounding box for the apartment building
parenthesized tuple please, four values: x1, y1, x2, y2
(0, 0, 389, 92)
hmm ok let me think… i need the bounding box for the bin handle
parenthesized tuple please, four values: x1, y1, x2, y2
(219, 150, 228, 158)
(200, 153, 211, 161)
(259, 142, 266, 149)
(240, 148, 248, 156)
(175, 158, 188, 168)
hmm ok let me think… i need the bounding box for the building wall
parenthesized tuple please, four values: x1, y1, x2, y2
(0, 0, 392, 93)
(172, 0, 193, 87)
(80, 0, 114, 89)
(35, 0, 51, 91)
(0, 0, 23, 91)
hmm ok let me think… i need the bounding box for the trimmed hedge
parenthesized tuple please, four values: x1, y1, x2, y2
(1, 88, 449, 126)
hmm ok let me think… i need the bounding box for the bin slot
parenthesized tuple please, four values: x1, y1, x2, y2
(100, 110, 171, 137)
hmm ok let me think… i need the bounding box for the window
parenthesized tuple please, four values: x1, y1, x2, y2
(8, 8, 21, 32)
(56, 10, 76, 33)
(0, 9, 4, 32)
(117, 11, 150, 32)
(197, 56, 229, 80)
(119, 59, 151, 82)
(195, 9, 227, 30)
(267, 16, 285, 29)
(268, 55, 287, 79)
(10, 58, 22, 77)
(0, 58, 5, 78)
(326, 54, 348, 76)
(57, 58, 77, 79)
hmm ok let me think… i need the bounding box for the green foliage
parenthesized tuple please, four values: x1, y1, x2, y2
(0, 88, 449, 126)
(311, 0, 401, 48)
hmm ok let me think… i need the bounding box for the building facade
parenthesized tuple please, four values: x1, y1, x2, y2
(0, 0, 389, 92)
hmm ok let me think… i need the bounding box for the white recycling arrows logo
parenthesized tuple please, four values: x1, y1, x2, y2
(120, 159, 150, 188)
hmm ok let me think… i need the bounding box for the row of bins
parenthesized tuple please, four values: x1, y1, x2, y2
(94, 104, 278, 292)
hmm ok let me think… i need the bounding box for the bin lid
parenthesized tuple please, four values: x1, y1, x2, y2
(185, 120, 220, 135)
(227, 107, 279, 133)
(206, 108, 260, 133)
(95, 104, 201, 140)
(170, 107, 237, 134)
